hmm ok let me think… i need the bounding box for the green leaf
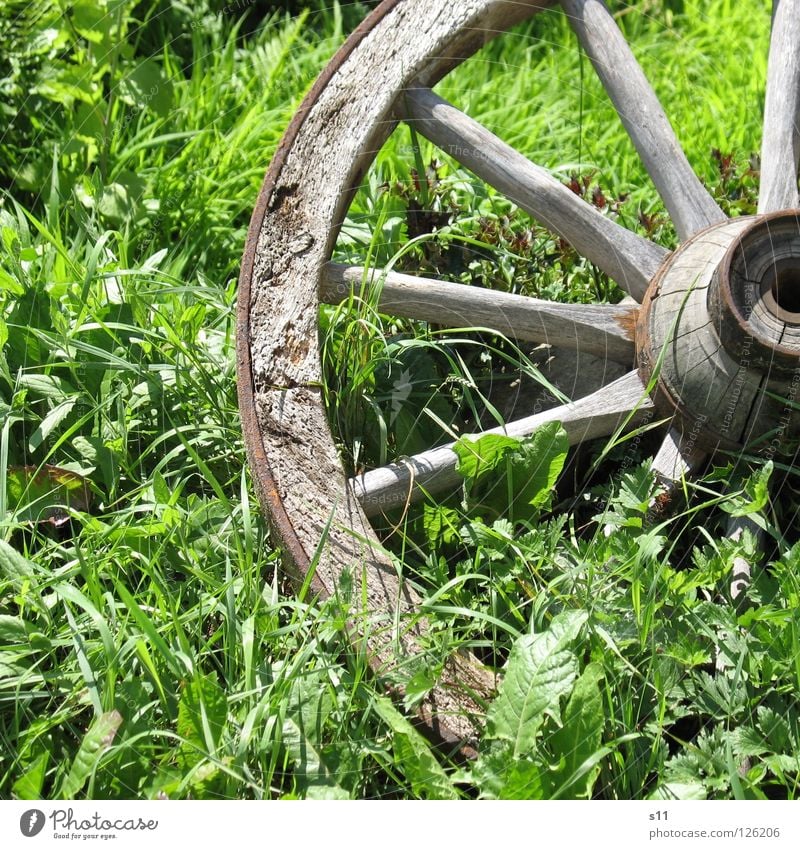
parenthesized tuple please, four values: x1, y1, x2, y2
(505, 422, 569, 510)
(7, 465, 91, 525)
(374, 697, 458, 799)
(305, 784, 350, 800)
(0, 539, 37, 584)
(72, 0, 114, 43)
(279, 674, 344, 795)
(0, 614, 35, 643)
(551, 663, 605, 798)
(422, 504, 461, 546)
(12, 751, 50, 800)
(471, 743, 547, 799)
(118, 59, 174, 118)
(454, 424, 568, 519)
(27, 397, 78, 452)
(649, 781, 707, 800)
(19, 373, 76, 401)
(281, 717, 342, 792)
(453, 432, 519, 481)
(722, 461, 772, 517)
(97, 183, 132, 224)
(72, 436, 117, 493)
(486, 610, 587, 757)
(176, 673, 227, 765)
(59, 711, 123, 799)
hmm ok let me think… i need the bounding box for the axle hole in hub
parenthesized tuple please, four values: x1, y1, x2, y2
(761, 261, 800, 324)
(771, 267, 800, 315)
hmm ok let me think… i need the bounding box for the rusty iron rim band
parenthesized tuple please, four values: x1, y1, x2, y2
(235, 0, 485, 753)
(237, 0, 402, 588)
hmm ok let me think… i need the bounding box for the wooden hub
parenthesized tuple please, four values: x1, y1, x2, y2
(638, 212, 800, 454)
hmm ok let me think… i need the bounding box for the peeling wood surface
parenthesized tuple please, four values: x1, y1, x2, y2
(561, 0, 725, 241)
(402, 87, 666, 300)
(321, 262, 637, 362)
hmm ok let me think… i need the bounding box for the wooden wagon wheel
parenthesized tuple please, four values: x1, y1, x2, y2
(237, 0, 800, 754)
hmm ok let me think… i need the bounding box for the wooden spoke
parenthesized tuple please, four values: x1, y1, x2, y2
(353, 370, 653, 516)
(321, 262, 637, 362)
(401, 87, 667, 301)
(728, 515, 762, 602)
(561, 0, 726, 241)
(650, 427, 707, 488)
(758, 0, 800, 213)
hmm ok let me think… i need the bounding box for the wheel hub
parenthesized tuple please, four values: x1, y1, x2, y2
(638, 212, 800, 455)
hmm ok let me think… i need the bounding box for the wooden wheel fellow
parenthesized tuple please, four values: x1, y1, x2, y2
(237, 0, 800, 753)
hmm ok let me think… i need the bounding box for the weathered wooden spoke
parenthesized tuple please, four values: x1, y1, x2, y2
(239, 0, 800, 751)
(353, 370, 652, 516)
(728, 515, 762, 602)
(401, 87, 666, 300)
(321, 262, 637, 362)
(650, 427, 707, 491)
(758, 0, 800, 214)
(561, 0, 725, 241)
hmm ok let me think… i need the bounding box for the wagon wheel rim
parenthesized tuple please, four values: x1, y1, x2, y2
(237, 0, 800, 753)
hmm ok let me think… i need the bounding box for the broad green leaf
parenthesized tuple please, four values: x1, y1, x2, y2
(422, 504, 461, 546)
(72, 436, 117, 493)
(506, 422, 569, 510)
(0, 539, 37, 583)
(453, 432, 519, 481)
(374, 697, 458, 799)
(281, 717, 343, 793)
(551, 663, 605, 798)
(487, 610, 587, 758)
(177, 673, 227, 765)
(723, 461, 773, 517)
(649, 781, 707, 800)
(455, 424, 568, 518)
(59, 711, 123, 799)
(19, 373, 76, 401)
(27, 397, 78, 452)
(118, 58, 174, 117)
(71, 102, 105, 146)
(7, 465, 91, 525)
(12, 751, 50, 800)
(280, 675, 344, 794)
(97, 183, 133, 224)
(0, 267, 25, 296)
(72, 0, 114, 43)
(472, 743, 547, 799)
(305, 784, 350, 800)
(0, 614, 35, 643)
(36, 66, 100, 104)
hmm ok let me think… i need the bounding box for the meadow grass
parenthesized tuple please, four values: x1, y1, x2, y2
(1, 0, 799, 800)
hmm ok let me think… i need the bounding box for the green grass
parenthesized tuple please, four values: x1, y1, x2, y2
(2, 0, 800, 800)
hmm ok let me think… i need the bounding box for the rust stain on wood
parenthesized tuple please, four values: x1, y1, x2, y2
(614, 307, 639, 341)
